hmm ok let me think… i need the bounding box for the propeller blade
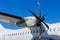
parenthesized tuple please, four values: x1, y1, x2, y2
(38, 1, 41, 18)
(39, 23, 42, 38)
(28, 9, 40, 20)
(42, 22, 49, 29)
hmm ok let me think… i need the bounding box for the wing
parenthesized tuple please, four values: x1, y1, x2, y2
(0, 12, 23, 25)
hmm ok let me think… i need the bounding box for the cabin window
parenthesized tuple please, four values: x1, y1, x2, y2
(12, 34, 13, 36)
(28, 32, 29, 34)
(16, 33, 17, 35)
(42, 30, 45, 32)
(8, 34, 10, 36)
(13, 34, 15, 36)
(53, 28, 56, 31)
(20, 33, 21, 35)
(25, 32, 26, 34)
(57, 28, 60, 31)
(36, 30, 38, 33)
(31, 31, 32, 33)
(33, 31, 35, 33)
(18, 33, 19, 35)
(8, 34, 12, 36)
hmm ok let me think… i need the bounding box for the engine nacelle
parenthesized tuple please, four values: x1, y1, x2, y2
(16, 16, 37, 27)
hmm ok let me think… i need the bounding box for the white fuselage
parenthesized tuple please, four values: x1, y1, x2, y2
(0, 16, 60, 40)
(0, 24, 40, 40)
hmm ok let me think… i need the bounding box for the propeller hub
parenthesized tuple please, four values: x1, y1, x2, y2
(40, 17, 45, 22)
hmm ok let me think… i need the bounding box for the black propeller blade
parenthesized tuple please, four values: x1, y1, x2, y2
(28, 9, 40, 20)
(42, 22, 49, 29)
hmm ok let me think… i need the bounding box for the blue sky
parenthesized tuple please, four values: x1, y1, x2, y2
(0, 0, 60, 29)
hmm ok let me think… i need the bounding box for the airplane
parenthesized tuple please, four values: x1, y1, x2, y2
(0, 22, 60, 40)
(0, 1, 59, 40)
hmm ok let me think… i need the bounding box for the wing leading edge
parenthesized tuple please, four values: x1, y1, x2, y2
(0, 12, 23, 25)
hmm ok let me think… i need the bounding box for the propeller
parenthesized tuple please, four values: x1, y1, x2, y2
(28, 1, 49, 39)
(28, 9, 49, 29)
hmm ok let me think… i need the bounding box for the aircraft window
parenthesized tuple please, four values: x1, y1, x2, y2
(25, 32, 27, 34)
(31, 31, 32, 33)
(16, 33, 17, 35)
(20, 33, 21, 35)
(8, 33, 19, 36)
(9, 34, 11, 36)
(36, 31, 38, 33)
(12, 34, 13, 36)
(18, 33, 19, 35)
(8, 34, 10, 36)
(14, 34, 15, 36)
(33, 31, 35, 33)
(53, 28, 56, 31)
(43, 30, 45, 32)
(58, 28, 60, 31)
(28, 32, 29, 34)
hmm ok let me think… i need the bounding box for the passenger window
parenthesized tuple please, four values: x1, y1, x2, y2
(31, 31, 32, 33)
(16, 33, 17, 35)
(20, 33, 21, 35)
(18, 33, 19, 35)
(12, 34, 13, 36)
(53, 28, 56, 31)
(28, 32, 29, 34)
(36, 31, 38, 33)
(58, 28, 60, 31)
(8, 34, 9, 36)
(43, 30, 45, 32)
(33, 31, 35, 33)
(14, 34, 15, 36)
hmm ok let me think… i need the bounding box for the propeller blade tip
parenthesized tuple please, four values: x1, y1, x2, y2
(38, 1, 40, 5)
